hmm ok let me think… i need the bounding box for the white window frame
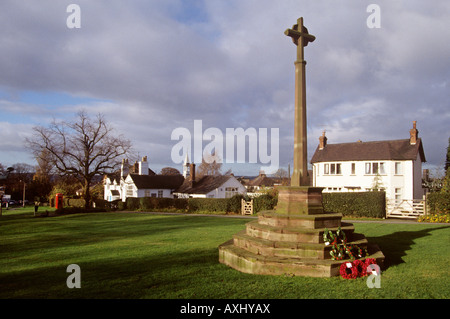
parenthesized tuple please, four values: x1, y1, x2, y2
(324, 163, 341, 175)
(395, 162, 402, 175)
(365, 162, 386, 175)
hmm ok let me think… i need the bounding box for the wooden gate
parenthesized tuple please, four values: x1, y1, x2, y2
(241, 199, 253, 215)
(386, 199, 426, 219)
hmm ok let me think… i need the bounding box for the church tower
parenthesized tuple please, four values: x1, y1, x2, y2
(183, 154, 190, 178)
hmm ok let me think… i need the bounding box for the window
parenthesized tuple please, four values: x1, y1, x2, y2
(351, 163, 356, 175)
(373, 162, 378, 175)
(126, 185, 133, 197)
(324, 163, 341, 175)
(225, 187, 238, 198)
(158, 190, 163, 198)
(395, 162, 402, 175)
(365, 162, 386, 175)
(151, 193, 157, 198)
(331, 164, 336, 174)
(144, 190, 151, 197)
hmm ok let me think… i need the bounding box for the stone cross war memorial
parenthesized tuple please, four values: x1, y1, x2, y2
(219, 17, 385, 277)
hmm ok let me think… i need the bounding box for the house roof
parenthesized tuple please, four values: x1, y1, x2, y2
(175, 175, 234, 194)
(310, 138, 426, 163)
(104, 172, 121, 183)
(247, 174, 286, 187)
(129, 174, 185, 190)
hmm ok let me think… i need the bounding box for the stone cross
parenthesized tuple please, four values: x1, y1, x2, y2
(285, 17, 315, 187)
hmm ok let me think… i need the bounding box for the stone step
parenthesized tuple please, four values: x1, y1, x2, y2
(219, 239, 385, 277)
(258, 211, 342, 229)
(245, 220, 355, 243)
(233, 230, 368, 259)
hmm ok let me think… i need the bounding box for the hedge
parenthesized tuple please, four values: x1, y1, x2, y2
(54, 191, 384, 218)
(139, 197, 188, 211)
(322, 191, 386, 218)
(253, 194, 278, 213)
(120, 194, 277, 214)
(426, 192, 450, 214)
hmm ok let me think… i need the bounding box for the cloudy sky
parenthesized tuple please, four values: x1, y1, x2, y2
(0, 0, 449, 176)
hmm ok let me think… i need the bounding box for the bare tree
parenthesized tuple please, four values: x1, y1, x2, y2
(26, 110, 132, 209)
(197, 151, 222, 178)
(34, 149, 53, 183)
(271, 168, 288, 179)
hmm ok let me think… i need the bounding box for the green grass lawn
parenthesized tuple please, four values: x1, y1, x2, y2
(0, 207, 449, 299)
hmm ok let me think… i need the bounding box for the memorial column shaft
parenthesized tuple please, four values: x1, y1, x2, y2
(291, 23, 309, 187)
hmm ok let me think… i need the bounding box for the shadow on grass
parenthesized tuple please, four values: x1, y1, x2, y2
(366, 225, 450, 269)
(0, 212, 249, 281)
(0, 246, 219, 299)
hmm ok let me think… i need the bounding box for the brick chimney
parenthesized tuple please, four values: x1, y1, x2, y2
(133, 161, 139, 173)
(410, 121, 418, 145)
(319, 131, 327, 150)
(189, 163, 196, 187)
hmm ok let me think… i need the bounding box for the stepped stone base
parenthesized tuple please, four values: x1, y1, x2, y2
(218, 187, 385, 277)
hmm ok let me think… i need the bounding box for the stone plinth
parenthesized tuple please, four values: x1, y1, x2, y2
(276, 186, 325, 215)
(219, 186, 385, 277)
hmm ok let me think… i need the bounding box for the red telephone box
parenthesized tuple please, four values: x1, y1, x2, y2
(55, 193, 63, 209)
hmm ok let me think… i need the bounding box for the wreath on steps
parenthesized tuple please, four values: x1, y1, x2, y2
(339, 258, 378, 279)
(323, 227, 369, 261)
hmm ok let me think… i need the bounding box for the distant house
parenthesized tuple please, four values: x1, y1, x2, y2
(123, 174, 184, 199)
(104, 172, 122, 202)
(174, 162, 247, 199)
(310, 121, 426, 204)
(244, 172, 289, 196)
(104, 156, 184, 202)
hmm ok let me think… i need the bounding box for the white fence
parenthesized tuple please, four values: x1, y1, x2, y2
(386, 199, 426, 219)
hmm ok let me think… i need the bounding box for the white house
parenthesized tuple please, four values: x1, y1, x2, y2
(310, 121, 426, 204)
(174, 162, 247, 198)
(104, 174, 122, 202)
(104, 156, 184, 202)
